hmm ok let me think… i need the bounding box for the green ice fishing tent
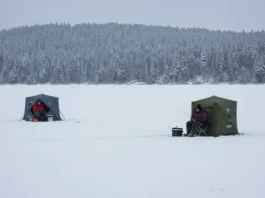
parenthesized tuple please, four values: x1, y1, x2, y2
(191, 96, 238, 136)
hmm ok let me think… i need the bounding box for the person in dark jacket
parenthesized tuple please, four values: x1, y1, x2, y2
(186, 104, 208, 136)
(32, 100, 48, 121)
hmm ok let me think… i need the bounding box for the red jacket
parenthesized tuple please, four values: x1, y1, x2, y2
(193, 108, 208, 122)
(33, 104, 45, 112)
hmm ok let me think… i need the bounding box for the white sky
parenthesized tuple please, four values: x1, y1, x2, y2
(0, 0, 264, 32)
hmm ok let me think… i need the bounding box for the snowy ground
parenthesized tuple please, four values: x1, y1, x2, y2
(0, 85, 265, 198)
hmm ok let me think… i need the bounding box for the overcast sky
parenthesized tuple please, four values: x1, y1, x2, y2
(0, 0, 264, 32)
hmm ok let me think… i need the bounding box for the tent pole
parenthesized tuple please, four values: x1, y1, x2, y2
(59, 110, 66, 120)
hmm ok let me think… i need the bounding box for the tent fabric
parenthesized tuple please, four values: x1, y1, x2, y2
(23, 94, 61, 121)
(191, 96, 238, 136)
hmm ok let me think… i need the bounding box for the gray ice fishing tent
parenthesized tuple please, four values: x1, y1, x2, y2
(23, 94, 62, 121)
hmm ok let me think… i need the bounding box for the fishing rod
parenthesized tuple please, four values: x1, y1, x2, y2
(178, 109, 191, 118)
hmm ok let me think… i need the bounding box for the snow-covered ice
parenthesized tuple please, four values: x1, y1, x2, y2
(0, 85, 265, 198)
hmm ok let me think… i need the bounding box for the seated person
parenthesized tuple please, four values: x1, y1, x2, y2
(186, 104, 208, 136)
(32, 100, 48, 121)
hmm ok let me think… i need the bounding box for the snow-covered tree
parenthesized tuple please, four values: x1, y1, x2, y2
(254, 56, 265, 83)
(200, 52, 208, 82)
(0, 23, 264, 84)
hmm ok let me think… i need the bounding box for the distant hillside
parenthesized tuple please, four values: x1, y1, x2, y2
(0, 23, 265, 84)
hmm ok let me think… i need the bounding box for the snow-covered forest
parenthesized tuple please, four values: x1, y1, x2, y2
(0, 23, 265, 84)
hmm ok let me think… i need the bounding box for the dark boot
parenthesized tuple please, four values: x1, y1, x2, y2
(186, 121, 192, 135)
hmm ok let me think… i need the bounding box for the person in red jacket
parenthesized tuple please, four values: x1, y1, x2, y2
(186, 104, 208, 136)
(32, 100, 47, 121)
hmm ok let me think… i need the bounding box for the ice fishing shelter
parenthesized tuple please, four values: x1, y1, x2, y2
(23, 94, 62, 121)
(191, 96, 238, 136)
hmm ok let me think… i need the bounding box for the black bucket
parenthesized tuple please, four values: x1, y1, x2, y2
(172, 128, 183, 137)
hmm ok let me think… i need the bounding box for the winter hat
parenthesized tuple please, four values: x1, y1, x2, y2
(196, 104, 202, 110)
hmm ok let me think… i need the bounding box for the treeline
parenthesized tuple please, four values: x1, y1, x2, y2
(0, 23, 265, 84)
